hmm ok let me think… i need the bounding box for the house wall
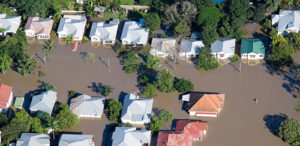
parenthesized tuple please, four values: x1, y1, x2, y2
(214, 52, 234, 59)
(179, 53, 197, 59)
(121, 118, 150, 124)
(25, 30, 35, 37)
(241, 53, 264, 59)
(37, 34, 50, 39)
(79, 114, 102, 118)
(189, 111, 218, 117)
(91, 36, 101, 42)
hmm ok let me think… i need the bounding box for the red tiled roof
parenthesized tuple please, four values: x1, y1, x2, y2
(0, 84, 13, 109)
(157, 120, 207, 146)
(188, 93, 225, 113)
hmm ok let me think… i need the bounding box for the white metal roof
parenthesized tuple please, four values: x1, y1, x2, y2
(16, 133, 50, 146)
(59, 134, 94, 146)
(211, 38, 236, 54)
(121, 93, 153, 124)
(150, 38, 177, 57)
(57, 15, 87, 39)
(0, 14, 21, 34)
(69, 94, 105, 118)
(89, 19, 119, 42)
(112, 127, 151, 146)
(179, 39, 204, 55)
(29, 90, 57, 115)
(121, 21, 149, 45)
(277, 10, 300, 34)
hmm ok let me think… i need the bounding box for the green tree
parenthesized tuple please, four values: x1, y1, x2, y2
(156, 69, 174, 92)
(149, 115, 162, 133)
(146, 55, 160, 69)
(287, 32, 300, 51)
(277, 116, 300, 146)
(0, 54, 12, 73)
(157, 109, 174, 122)
(163, 1, 198, 26)
(106, 100, 122, 122)
(66, 35, 74, 44)
(140, 44, 152, 56)
(55, 104, 80, 129)
(121, 51, 141, 64)
(138, 0, 152, 5)
(41, 82, 56, 91)
(267, 35, 294, 70)
(174, 79, 194, 93)
(253, 3, 266, 22)
(44, 40, 54, 52)
(280, 0, 294, 9)
(141, 83, 157, 98)
(145, 13, 161, 35)
(202, 24, 219, 46)
(0, 113, 8, 127)
(113, 42, 126, 54)
(174, 21, 191, 38)
(1, 110, 33, 144)
(31, 117, 47, 133)
(195, 47, 220, 70)
(99, 85, 114, 97)
(197, 6, 222, 26)
(16, 55, 38, 76)
(119, 0, 134, 5)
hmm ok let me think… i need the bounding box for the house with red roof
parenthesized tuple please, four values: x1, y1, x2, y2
(25, 17, 54, 39)
(182, 93, 225, 117)
(0, 84, 13, 112)
(157, 120, 207, 146)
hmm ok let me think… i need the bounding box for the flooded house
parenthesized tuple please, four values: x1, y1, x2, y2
(0, 83, 13, 112)
(0, 14, 21, 36)
(59, 134, 95, 146)
(181, 93, 225, 117)
(150, 38, 177, 58)
(112, 127, 151, 146)
(240, 39, 265, 60)
(272, 10, 300, 36)
(211, 38, 236, 60)
(57, 15, 87, 41)
(89, 19, 119, 44)
(29, 90, 57, 115)
(120, 21, 149, 46)
(157, 120, 207, 146)
(120, 93, 153, 124)
(179, 39, 205, 59)
(69, 94, 105, 118)
(16, 133, 50, 146)
(25, 17, 54, 39)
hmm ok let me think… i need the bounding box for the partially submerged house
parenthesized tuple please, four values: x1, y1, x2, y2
(59, 134, 95, 146)
(150, 38, 177, 58)
(240, 39, 265, 60)
(120, 21, 149, 46)
(69, 94, 105, 118)
(25, 17, 54, 39)
(29, 90, 57, 115)
(211, 38, 236, 59)
(89, 19, 119, 44)
(272, 10, 300, 35)
(179, 39, 204, 59)
(112, 127, 151, 146)
(0, 83, 13, 112)
(157, 120, 207, 146)
(182, 93, 225, 117)
(120, 93, 153, 124)
(0, 14, 21, 36)
(16, 133, 50, 146)
(57, 15, 87, 41)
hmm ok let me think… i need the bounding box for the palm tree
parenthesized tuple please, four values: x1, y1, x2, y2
(99, 85, 114, 97)
(65, 35, 73, 44)
(50, 120, 61, 140)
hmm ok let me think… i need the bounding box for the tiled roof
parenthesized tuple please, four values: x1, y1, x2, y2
(188, 93, 225, 113)
(157, 120, 207, 146)
(25, 17, 54, 36)
(0, 84, 13, 109)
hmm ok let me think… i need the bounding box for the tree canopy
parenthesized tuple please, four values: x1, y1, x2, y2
(145, 13, 161, 35)
(106, 100, 122, 122)
(194, 47, 220, 70)
(156, 69, 174, 92)
(277, 116, 300, 146)
(174, 79, 194, 93)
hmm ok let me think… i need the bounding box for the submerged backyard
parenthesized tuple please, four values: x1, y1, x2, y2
(1, 39, 299, 146)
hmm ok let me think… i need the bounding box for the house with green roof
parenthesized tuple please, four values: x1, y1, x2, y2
(241, 39, 265, 59)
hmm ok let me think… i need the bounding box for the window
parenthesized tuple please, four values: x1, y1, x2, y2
(250, 55, 255, 58)
(219, 54, 224, 57)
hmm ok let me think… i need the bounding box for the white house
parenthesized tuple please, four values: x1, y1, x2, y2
(89, 19, 119, 44)
(179, 39, 204, 59)
(57, 15, 87, 41)
(272, 10, 300, 35)
(150, 38, 177, 58)
(0, 14, 21, 36)
(16, 133, 50, 146)
(211, 38, 236, 59)
(59, 134, 94, 146)
(25, 17, 54, 39)
(120, 93, 153, 124)
(29, 90, 57, 115)
(112, 127, 151, 146)
(241, 39, 265, 60)
(0, 84, 13, 112)
(120, 21, 149, 45)
(69, 94, 105, 118)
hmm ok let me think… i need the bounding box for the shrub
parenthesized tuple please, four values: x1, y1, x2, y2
(41, 82, 56, 91)
(68, 90, 77, 98)
(113, 42, 126, 54)
(106, 100, 122, 122)
(156, 69, 175, 92)
(174, 79, 194, 93)
(38, 71, 45, 77)
(230, 55, 239, 63)
(99, 85, 114, 97)
(140, 83, 157, 98)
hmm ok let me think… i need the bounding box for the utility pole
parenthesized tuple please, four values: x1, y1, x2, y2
(239, 62, 242, 72)
(44, 54, 47, 64)
(107, 58, 111, 72)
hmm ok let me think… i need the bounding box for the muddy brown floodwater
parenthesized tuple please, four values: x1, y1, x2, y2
(1, 39, 299, 146)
